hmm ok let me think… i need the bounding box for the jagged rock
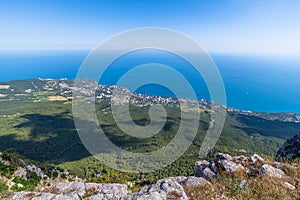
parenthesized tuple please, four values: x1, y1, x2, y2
(221, 160, 244, 173)
(32, 193, 56, 200)
(85, 193, 105, 200)
(214, 153, 245, 173)
(277, 133, 300, 160)
(26, 164, 45, 178)
(85, 183, 128, 199)
(283, 182, 296, 190)
(52, 192, 81, 200)
(10, 192, 46, 200)
(11, 182, 128, 200)
(215, 153, 232, 161)
(194, 160, 217, 179)
(54, 182, 86, 197)
(249, 154, 264, 163)
(166, 176, 188, 185)
(10, 152, 298, 200)
(183, 176, 211, 187)
(202, 167, 217, 179)
(195, 153, 250, 179)
(13, 166, 27, 179)
(129, 178, 188, 200)
(194, 160, 210, 171)
(258, 164, 285, 178)
(232, 155, 248, 163)
(11, 191, 81, 200)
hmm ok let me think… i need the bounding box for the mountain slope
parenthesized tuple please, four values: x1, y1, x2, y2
(0, 78, 299, 180)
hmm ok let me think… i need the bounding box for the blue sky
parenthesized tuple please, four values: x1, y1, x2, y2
(1, 0, 300, 55)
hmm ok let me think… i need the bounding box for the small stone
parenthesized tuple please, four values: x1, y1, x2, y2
(283, 182, 296, 190)
(239, 180, 247, 189)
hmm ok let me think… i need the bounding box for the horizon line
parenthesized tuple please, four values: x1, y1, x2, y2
(0, 48, 300, 57)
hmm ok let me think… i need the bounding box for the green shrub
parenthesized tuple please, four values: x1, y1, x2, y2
(52, 171, 58, 179)
(12, 177, 39, 191)
(0, 181, 8, 195)
(61, 174, 67, 179)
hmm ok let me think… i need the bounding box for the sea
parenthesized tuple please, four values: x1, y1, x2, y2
(0, 50, 299, 114)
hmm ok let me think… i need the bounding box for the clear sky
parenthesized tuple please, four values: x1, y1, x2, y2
(1, 0, 300, 55)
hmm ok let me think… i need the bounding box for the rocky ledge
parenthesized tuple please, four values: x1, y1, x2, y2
(277, 133, 300, 160)
(7, 153, 299, 200)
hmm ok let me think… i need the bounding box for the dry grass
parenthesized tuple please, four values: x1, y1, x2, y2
(184, 160, 300, 200)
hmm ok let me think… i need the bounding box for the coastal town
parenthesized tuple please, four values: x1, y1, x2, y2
(0, 78, 300, 123)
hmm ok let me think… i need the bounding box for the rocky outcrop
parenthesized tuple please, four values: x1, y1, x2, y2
(13, 167, 27, 179)
(277, 133, 300, 160)
(214, 153, 246, 173)
(194, 153, 257, 179)
(6, 152, 298, 200)
(10, 176, 212, 200)
(26, 164, 45, 178)
(128, 178, 188, 200)
(120, 176, 210, 200)
(11, 182, 128, 200)
(194, 153, 289, 180)
(84, 183, 128, 199)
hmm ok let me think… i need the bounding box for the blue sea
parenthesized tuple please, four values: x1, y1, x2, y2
(0, 50, 299, 114)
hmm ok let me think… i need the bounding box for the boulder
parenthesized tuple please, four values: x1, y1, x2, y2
(194, 160, 217, 179)
(258, 164, 285, 178)
(214, 153, 245, 173)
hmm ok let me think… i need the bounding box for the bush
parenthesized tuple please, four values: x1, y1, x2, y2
(0, 181, 8, 195)
(52, 171, 58, 179)
(61, 174, 67, 179)
(12, 177, 39, 192)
